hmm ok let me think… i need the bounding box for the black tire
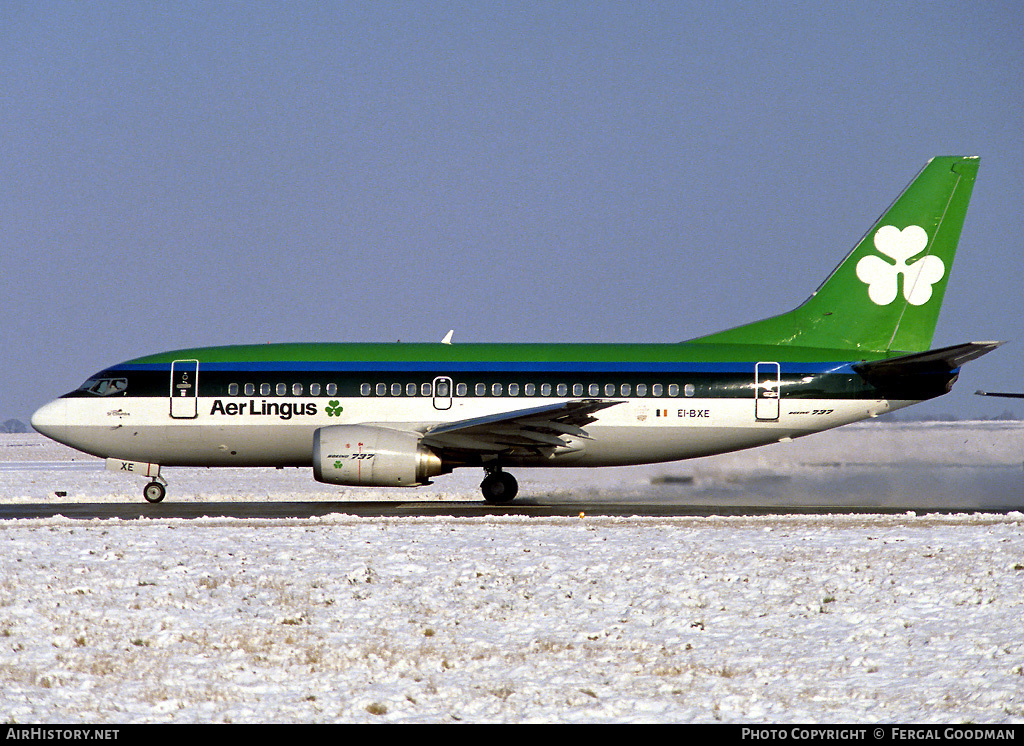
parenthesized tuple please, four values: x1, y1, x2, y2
(143, 482, 166, 504)
(481, 471, 518, 504)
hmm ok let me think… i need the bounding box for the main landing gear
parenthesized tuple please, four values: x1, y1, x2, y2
(480, 467, 518, 504)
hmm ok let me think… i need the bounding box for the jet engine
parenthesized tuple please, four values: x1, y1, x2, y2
(313, 425, 446, 487)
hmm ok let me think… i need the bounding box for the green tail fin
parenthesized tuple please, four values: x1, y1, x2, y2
(689, 156, 979, 353)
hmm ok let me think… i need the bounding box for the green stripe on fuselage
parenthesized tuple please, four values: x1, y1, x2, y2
(125, 341, 891, 367)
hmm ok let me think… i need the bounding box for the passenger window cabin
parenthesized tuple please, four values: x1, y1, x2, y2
(225, 377, 698, 400)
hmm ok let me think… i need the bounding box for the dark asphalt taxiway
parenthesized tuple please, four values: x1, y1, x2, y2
(1, 500, 1019, 520)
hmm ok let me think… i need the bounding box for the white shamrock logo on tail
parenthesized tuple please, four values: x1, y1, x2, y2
(855, 225, 944, 306)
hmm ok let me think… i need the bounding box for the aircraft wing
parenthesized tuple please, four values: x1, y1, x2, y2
(976, 390, 1024, 399)
(852, 341, 1004, 377)
(421, 399, 621, 454)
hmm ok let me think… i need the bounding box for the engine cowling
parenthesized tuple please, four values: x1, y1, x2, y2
(312, 425, 445, 487)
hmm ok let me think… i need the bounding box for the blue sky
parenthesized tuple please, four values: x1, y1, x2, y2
(3, 1, 1023, 421)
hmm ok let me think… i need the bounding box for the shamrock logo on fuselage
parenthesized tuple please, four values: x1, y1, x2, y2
(855, 225, 945, 306)
(326, 400, 343, 417)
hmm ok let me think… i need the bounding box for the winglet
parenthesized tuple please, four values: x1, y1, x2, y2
(441, 330, 454, 345)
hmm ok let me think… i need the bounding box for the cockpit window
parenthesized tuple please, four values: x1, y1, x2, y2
(78, 378, 128, 396)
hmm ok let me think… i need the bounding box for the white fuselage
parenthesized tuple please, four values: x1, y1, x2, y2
(32, 392, 906, 469)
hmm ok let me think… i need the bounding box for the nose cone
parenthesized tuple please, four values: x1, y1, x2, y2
(31, 399, 69, 443)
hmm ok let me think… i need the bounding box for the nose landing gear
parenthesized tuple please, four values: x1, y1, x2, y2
(104, 458, 168, 504)
(143, 480, 167, 504)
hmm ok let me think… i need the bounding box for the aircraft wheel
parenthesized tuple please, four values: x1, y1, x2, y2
(481, 471, 518, 504)
(143, 481, 166, 504)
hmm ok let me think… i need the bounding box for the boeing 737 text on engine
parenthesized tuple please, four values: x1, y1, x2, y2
(32, 157, 1000, 503)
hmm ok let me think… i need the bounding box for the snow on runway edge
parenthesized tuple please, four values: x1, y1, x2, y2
(1, 428, 1022, 723)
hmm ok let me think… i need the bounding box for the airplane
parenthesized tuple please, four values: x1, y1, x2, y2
(32, 155, 1001, 504)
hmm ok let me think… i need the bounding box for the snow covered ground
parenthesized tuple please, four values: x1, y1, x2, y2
(1, 425, 1023, 723)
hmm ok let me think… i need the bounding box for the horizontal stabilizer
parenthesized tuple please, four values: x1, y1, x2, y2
(853, 341, 1003, 378)
(976, 390, 1024, 399)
